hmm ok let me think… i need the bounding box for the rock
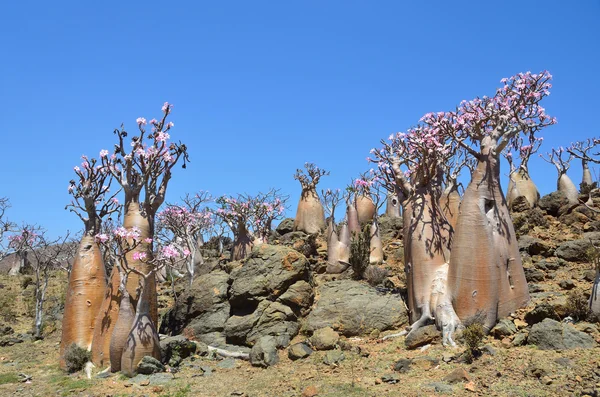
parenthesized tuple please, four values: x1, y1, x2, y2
(556, 240, 593, 262)
(249, 336, 279, 367)
(584, 270, 596, 282)
(288, 343, 313, 360)
(217, 358, 237, 369)
(422, 382, 454, 394)
(302, 385, 319, 397)
(381, 373, 400, 384)
(514, 319, 528, 329)
(490, 319, 517, 338)
(276, 218, 295, 235)
(535, 259, 562, 271)
(528, 318, 597, 350)
(277, 280, 314, 316)
(309, 327, 339, 351)
(229, 245, 308, 305)
(539, 191, 570, 217)
(0, 326, 13, 336)
(224, 300, 299, 347)
(412, 356, 439, 370)
(148, 373, 174, 385)
(559, 279, 576, 290)
(323, 349, 345, 366)
(305, 280, 408, 336)
(554, 357, 574, 368)
(524, 267, 545, 283)
(378, 215, 403, 242)
(511, 196, 532, 213)
(525, 303, 560, 325)
(159, 270, 230, 342)
(512, 333, 527, 347)
(137, 356, 165, 375)
(443, 368, 470, 383)
(518, 236, 554, 257)
(393, 358, 412, 373)
(481, 345, 496, 356)
(405, 325, 441, 349)
(160, 335, 197, 366)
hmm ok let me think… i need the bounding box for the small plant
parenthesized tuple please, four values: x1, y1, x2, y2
(566, 289, 591, 321)
(300, 233, 318, 258)
(580, 181, 598, 195)
(349, 225, 370, 280)
(462, 317, 485, 364)
(63, 343, 91, 373)
(364, 265, 389, 286)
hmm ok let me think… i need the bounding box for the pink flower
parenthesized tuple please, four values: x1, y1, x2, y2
(167, 122, 174, 128)
(150, 118, 157, 124)
(143, 238, 153, 244)
(162, 102, 172, 113)
(100, 149, 109, 158)
(95, 233, 109, 243)
(136, 117, 147, 125)
(132, 251, 147, 261)
(111, 197, 119, 204)
(182, 249, 191, 257)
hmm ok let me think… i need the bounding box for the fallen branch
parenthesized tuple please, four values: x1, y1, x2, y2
(380, 329, 408, 341)
(207, 345, 250, 360)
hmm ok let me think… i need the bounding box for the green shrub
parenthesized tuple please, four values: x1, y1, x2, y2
(349, 226, 370, 280)
(566, 289, 591, 322)
(63, 343, 91, 373)
(462, 319, 485, 364)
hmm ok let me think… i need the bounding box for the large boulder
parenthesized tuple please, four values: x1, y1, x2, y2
(229, 245, 309, 306)
(555, 240, 592, 262)
(528, 318, 596, 350)
(277, 280, 314, 316)
(159, 271, 230, 345)
(276, 218, 295, 235)
(378, 215, 403, 242)
(250, 336, 280, 367)
(304, 280, 408, 336)
(538, 191, 570, 217)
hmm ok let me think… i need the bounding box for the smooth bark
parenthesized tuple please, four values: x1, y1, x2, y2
(91, 267, 121, 367)
(109, 285, 135, 372)
(439, 185, 461, 230)
(369, 219, 384, 264)
(385, 193, 402, 218)
(355, 195, 376, 226)
(558, 173, 579, 205)
(293, 188, 325, 234)
(231, 223, 253, 261)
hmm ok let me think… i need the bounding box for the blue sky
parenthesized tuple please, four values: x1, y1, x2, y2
(1, 1, 599, 238)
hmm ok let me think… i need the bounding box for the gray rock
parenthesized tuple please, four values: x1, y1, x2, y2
(378, 215, 403, 242)
(309, 327, 339, 351)
(443, 368, 470, 383)
(559, 279, 576, 290)
(490, 319, 517, 338)
(528, 318, 596, 350)
(224, 300, 299, 347)
(305, 280, 408, 336)
(288, 343, 313, 360)
(276, 218, 295, 235)
(556, 239, 593, 262)
(250, 336, 280, 367)
(518, 236, 554, 257)
(512, 333, 527, 347)
(229, 245, 308, 304)
(159, 270, 230, 341)
(539, 191, 570, 217)
(525, 303, 560, 325)
(524, 267, 545, 283)
(323, 349, 345, 366)
(422, 382, 454, 394)
(148, 373, 174, 385)
(196, 332, 227, 347)
(137, 356, 166, 375)
(381, 373, 400, 384)
(393, 358, 412, 373)
(277, 280, 314, 316)
(217, 358, 237, 369)
(405, 325, 440, 349)
(160, 335, 197, 366)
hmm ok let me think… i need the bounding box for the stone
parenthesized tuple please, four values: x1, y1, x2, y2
(137, 356, 165, 375)
(276, 218, 295, 235)
(0, 326, 13, 336)
(323, 349, 345, 366)
(512, 333, 527, 347)
(556, 240, 593, 262)
(249, 336, 279, 367)
(490, 319, 517, 338)
(412, 356, 439, 370)
(159, 335, 197, 366)
(277, 280, 314, 316)
(518, 236, 553, 257)
(528, 318, 597, 350)
(514, 319, 528, 329)
(229, 245, 308, 305)
(559, 279, 576, 290)
(511, 196, 532, 213)
(524, 267, 545, 283)
(393, 358, 412, 373)
(305, 280, 408, 336)
(524, 303, 560, 325)
(378, 215, 403, 242)
(422, 382, 454, 394)
(309, 327, 339, 351)
(217, 358, 237, 369)
(381, 373, 400, 384)
(443, 368, 470, 383)
(148, 373, 174, 385)
(302, 385, 319, 397)
(405, 325, 441, 349)
(584, 270, 596, 282)
(539, 191, 570, 217)
(288, 343, 313, 360)
(159, 270, 230, 342)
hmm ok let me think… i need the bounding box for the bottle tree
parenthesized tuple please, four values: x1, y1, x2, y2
(567, 138, 600, 189)
(433, 71, 556, 331)
(293, 163, 328, 234)
(60, 154, 120, 369)
(540, 147, 579, 205)
(505, 135, 543, 209)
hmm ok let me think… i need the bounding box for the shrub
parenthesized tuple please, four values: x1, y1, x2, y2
(364, 265, 389, 286)
(566, 289, 591, 322)
(300, 233, 318, 258)
(63, 343, 91, 373)
(462, 316, 485, 364)
(349, 226, 370, 280)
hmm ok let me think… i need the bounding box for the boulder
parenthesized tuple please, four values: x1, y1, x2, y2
(525, 303, 561, 325)
(159, 335, 197, 366)
(229, 245, 308, 305)
(276, 218, 295, 235)
(405, 325, 441, 349)
(288, 342, 313, 360)
(304, 280, 408, 336)
(159, 271, 230, 344)
(518, 236, 554, 257)
(555, 240, 592, 262)
(378, 215, 403, 242)
(323, 349, 345, 366)
(528, 318, 596, 350)
(539, 191, 570, 217)
(250, 336, 279, 367)
(277, 280, 314, 316)
(490, 319, 517, 338)
(309, 327, 339, 350)
(137, 356, 165, 375)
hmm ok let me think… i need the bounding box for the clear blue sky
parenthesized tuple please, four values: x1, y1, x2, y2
(1, 1, 599, 238)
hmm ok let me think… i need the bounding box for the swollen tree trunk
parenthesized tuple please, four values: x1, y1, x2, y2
(326, 220, 351, 274)
(591, 268, 600, 318)
(34, 266, 50, 339)
(91, 267, 122, 367)
(121, 276, 161, 377)
(512, 168, 540, 208)
(583, 160, 594, 187)
(385, 193, 401, 218)
(369, 219, 383, 265)
(558, 172, 579, 205)
(59, 237, 107, 369)
(326, 217, 340, 268)
(123, 201, 158, 326)
(439, 185, 461, 230)
(346, 202, 360, 236)
(231, 223, 253, 261)
(8, 252, 28, 276)
(109, 280, 135, 372)
(448, 148, 530, 331)
(294, 188, 325, 234)
(355, 195, 376, 226)
(404, 186, 459, 346)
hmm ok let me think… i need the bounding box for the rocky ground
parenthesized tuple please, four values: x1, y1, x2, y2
(1, 190, 600, 396)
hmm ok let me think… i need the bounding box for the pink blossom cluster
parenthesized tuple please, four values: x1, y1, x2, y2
(113, 226, 142, 241)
